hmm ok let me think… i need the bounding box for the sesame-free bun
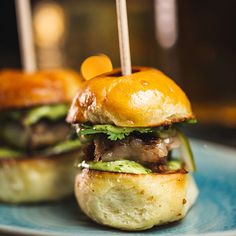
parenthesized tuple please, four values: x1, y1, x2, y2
(75, 169, 198, 231)
(67, 67, 194, 127)
(0, 69, 83, 110)
(0, 151, 79, 203)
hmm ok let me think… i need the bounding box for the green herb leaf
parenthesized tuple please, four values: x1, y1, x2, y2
(174, 118, 197, 127)
(167, 160, 182, 171)
(185, 118, 197, 124)
(23, 104, 68, 126)
(78, 124, 154, 141)
(0, 147, 23, 159)
(43, 139, 81, 155)
(77, 118, 196, 141)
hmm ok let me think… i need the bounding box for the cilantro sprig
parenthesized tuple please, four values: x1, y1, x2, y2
(77, 118, 197, 141)
(77, 124, 155, 141)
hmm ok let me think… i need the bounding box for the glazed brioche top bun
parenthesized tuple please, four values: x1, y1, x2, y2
(67, 67, 194, 127)
(0, 69, 83, 110)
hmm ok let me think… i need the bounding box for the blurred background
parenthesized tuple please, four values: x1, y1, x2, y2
(1, 0, 236, 147)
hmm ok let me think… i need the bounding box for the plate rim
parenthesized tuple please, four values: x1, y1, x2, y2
(0, 138, 236, 236)
(0, 224, 236, 236)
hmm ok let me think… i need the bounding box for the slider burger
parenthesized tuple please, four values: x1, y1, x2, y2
(0, 69, 82, 203)
(67, 57, 198, 231)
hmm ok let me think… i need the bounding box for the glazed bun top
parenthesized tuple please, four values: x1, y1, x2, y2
(0, 69, 83, 110)
(67, 67, 194, 127)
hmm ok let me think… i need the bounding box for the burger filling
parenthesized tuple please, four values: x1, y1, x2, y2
(0, 104, 81, 158)
(76, 121, 196, 174)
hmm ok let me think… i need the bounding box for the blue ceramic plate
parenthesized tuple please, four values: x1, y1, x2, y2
(0, 139, 236, 236)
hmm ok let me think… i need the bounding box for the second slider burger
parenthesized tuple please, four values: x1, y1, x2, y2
(0, 69, 82, 203)
(67, 56, 198, 231)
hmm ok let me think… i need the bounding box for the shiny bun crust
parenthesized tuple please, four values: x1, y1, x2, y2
(0, 69, 82, 110)
(0, 151, 79, 203)
(67, 67, 194, 127)
(75, 169, 198, 231)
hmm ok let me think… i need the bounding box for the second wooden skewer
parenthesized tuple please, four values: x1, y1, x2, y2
(15, 0, 36, 73)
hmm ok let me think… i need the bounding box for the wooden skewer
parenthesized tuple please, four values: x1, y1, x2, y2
(116, 0, 132, 75)
(15, 0, 36, 72)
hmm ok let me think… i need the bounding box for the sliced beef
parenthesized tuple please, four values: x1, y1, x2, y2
(93, 135, 180, 165)
(30, 121, 71, 149)
(0, 120, 71, 150)
(0, 122, 30, 149)
(94, 137, 109, 162)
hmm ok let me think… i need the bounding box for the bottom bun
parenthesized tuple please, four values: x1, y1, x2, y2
(75, 169, 198, 231)
(0, 151, 79, 203)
